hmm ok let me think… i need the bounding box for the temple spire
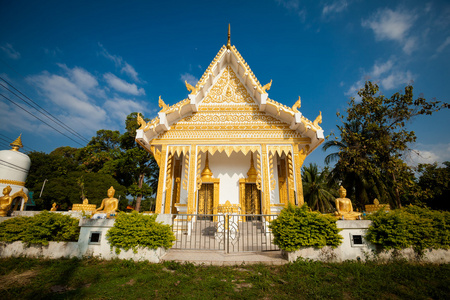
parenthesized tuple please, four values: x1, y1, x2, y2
(227, 24, 231, 49)
(10, 134, 23, 152)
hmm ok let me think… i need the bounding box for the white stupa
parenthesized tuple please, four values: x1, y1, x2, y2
(0, 135, 30, 211)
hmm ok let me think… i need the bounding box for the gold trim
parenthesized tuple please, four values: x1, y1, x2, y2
(197, 145, 260, 157)
(0, 179, 25, 187)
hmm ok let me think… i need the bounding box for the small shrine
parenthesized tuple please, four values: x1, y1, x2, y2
(135, 26, 324, 216)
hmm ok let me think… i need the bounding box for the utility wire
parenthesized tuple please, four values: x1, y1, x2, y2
(0, 77, 90, 144)
(0, 158, 29, 172)
(0, 93, 85, 147)
(0, 133, 36, 152)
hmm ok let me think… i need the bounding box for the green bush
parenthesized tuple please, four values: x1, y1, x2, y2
(0, 211, 80, 245)
(366, 206, 450, 254)
(269, 204, 342, 251)
(106, 211, 175, 254)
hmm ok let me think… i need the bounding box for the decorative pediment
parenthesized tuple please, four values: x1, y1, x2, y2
(136, 38, 324, 154)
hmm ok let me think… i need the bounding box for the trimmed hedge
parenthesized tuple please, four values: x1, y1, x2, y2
(269, 204, 342, 251)
(366, 206, 450, 254)
(0, 211, 80, 245)
(106, 212, 175, 254)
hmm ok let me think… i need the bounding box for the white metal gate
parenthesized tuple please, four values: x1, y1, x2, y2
(171, 214, 279, 252)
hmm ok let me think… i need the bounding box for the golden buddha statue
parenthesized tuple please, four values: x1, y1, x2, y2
(95, 186, 119, 217)
(50, 202, 57, 211)
(334, 186, 362, 220)
(0, 186, 27, 217)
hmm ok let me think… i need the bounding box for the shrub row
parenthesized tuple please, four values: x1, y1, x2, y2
(366, 205, 450, 254)
(106, 211, 175, 254)
(269, 204, 342, 251)
(0, 211, 80, 245)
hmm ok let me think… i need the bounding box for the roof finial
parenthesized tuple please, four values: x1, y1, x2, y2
(227, 24, 231, 49)
(10, 134, 23, 152)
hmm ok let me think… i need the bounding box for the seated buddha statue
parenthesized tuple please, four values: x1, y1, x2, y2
(334, 186, 361, 220)
(0, 186, 27, 217)
(95, 186, 119, 217)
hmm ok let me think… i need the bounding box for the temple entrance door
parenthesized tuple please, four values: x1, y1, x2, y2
(198, 183, 214, 220)
(244, 183, 261, 220)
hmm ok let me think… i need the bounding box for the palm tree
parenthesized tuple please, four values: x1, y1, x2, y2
(302, 164, 337, 213)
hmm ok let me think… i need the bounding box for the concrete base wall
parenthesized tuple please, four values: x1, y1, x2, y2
(283, 220, 450, 263)
(0, 217, 168, 262)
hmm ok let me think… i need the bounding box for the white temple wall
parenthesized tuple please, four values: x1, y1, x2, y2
(207, 151, 251, 206)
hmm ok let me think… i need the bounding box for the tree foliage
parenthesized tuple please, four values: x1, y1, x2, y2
(416, 162, 450, 211)
(25, 113, 158, 212)
(325, 81, 448, 209)
(302, 164, 337, 213)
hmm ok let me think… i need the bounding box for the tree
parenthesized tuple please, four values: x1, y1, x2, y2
(326, 81, 448, 209)
(104, 112, 159, 212)
(416, 162, 450, 211)
(302, 164, 337, 213)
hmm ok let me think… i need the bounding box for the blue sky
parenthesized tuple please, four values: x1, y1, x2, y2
(0, 0, 449, 167)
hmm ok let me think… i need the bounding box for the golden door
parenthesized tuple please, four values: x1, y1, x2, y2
(198, 183, 214, 215)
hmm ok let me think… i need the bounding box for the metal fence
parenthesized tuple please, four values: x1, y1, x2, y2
(171, 214, 279, 253)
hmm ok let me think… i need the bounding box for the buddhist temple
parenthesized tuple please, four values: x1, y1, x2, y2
(135, 26, 324, 216)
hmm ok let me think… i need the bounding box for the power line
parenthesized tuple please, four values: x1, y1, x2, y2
(0, 77, 90, 144)
(0, 158, 29, 172)
(0, 93, 85, 147)
(0, 133, 36, 152)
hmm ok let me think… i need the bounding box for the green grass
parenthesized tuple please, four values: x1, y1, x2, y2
(0, 257, 449, 299)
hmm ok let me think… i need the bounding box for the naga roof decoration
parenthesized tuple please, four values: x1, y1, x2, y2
(136, 36, 324, 154)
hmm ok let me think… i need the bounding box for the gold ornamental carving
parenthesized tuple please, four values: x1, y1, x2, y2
(202, 66, 255, 104)
(0, 179, 25, 187)
(197, 145, 260, 157)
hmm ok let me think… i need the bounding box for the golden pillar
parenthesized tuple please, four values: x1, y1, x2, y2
(293, 146, 307, 206)
(187, 145, 197, 214)
(261, 144, 271, 214)
(155, 144, 168, 213)
(164, 151, 174, 214)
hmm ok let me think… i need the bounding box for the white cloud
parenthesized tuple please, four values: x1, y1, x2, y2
(57, 64, 99, 91)
(121, 63, 139, 82)
(436, 36, 450, 53)
(99, 43, 142, 83)
(406, 143, 450, 167)
(1, 43, 21, 59)
(362, 8, 418, 54)
(180, 73, 198, 86)
(322, 1, 348, 17)
(104, 98, 148, 122)
(346, 59, 414, 98)
(104, 73, 145, 96)
(275, 0, 306, 21)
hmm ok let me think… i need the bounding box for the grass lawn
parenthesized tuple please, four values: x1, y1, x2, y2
(0, 257, 449, 299)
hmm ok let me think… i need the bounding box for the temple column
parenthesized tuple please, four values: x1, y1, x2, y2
(261, 144, 271, 214)
(287, 151, 296, 205)
(164, 151, 174, 214)
(186, 145, 197, 214)
(293, 145, 307, 206)
(155, 144, 168, 213)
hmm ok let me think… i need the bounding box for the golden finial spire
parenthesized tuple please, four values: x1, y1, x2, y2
(10, 134, 23, 151)
(201, 152, 213, 180)
(227, 24, 231, 49)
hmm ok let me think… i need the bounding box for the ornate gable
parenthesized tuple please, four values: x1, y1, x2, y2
(136, 39, 324, 153)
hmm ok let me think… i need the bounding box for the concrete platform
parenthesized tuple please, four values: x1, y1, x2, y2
(161, 249, 288, 265)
